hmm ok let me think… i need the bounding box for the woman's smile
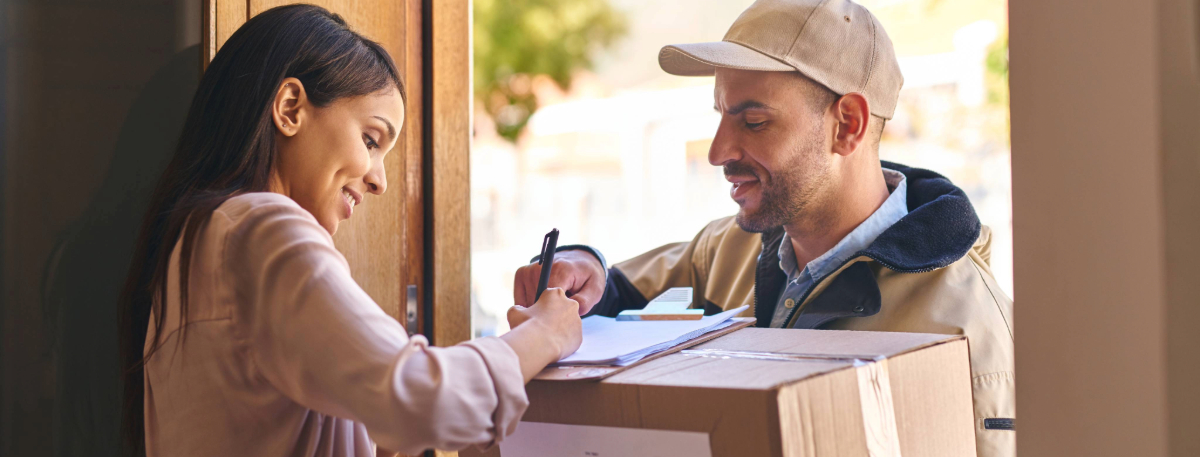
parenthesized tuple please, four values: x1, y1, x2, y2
(341, 186, 361, 219)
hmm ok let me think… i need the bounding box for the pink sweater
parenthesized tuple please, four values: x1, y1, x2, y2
(143, 192, 527, 456)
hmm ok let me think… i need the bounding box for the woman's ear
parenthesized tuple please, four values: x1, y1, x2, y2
(830, 92, 871, 157)
(272, 77, 308, 137)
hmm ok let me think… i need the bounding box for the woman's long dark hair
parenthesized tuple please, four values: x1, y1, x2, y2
(118, 4, 404, 454)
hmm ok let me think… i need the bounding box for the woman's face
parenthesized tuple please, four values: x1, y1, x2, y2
(270, 78, 405, 234)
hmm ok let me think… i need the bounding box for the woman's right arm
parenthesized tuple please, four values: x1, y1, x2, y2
(222, 196, 580, 455)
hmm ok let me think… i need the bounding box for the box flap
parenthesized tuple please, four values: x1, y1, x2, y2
(606, 329, 963, 390)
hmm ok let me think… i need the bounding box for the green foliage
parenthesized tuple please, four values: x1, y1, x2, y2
(474, 0, 628, 141)
(984, 33, 1009, 141)
(985, 33, 1008, 107)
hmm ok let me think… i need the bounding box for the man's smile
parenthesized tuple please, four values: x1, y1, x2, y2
(726, 174, 760, 203)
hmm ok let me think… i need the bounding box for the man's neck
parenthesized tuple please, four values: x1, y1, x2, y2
(784, 164, 890, 269)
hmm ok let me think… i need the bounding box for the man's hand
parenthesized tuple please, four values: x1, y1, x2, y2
(513, 249, 605, 315)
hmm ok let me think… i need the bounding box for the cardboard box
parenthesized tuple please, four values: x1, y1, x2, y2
(465, 328, 975, 457)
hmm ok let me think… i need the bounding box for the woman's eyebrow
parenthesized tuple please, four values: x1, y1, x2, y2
(372, 115, 396, 141)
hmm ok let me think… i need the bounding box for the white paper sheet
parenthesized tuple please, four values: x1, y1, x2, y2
(499, 422, 712, 457)
(555, 305, 748, 366)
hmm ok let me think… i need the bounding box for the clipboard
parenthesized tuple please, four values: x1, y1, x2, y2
(533, 317, 757, 381)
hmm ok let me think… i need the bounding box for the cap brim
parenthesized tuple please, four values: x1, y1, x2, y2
(659, 41, 796, 76)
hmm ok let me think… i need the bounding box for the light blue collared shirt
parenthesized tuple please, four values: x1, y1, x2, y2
(769, 168, 909, 328)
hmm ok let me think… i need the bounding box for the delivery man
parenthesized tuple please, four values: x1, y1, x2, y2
(512, 0, 1014, 455)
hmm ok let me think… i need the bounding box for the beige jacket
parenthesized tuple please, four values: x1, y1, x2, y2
(586, 163, 1014, 456)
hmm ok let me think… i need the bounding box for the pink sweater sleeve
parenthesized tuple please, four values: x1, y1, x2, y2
(222, 196, 527, 454)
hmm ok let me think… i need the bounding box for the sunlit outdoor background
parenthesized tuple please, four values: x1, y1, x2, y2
(470, 0, 1011, 337)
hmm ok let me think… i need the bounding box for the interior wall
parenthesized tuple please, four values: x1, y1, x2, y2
(1012, 0, 1200, 455)
(0, 1, 200, 455)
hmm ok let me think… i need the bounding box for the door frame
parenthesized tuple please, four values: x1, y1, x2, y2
(422, 0, 471, 347)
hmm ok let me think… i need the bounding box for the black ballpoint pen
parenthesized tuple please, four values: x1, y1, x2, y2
(535, 229, 560, 301)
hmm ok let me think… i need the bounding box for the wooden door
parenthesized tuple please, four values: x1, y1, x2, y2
(203, 0, 427, 332)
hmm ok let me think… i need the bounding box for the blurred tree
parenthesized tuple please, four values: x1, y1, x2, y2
(474, 0, 628, 141)
(985, 33, 1009, 141)
(986, 34, 1008, 105)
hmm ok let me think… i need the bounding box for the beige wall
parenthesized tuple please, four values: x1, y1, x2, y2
(1011, 0, 1200, 455)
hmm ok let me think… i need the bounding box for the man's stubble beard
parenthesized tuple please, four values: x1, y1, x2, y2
(733, 129, 831, 234)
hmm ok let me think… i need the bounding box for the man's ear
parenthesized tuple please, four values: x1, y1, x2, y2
(830, 92, 870, 157)
(271, 77, 308, 138)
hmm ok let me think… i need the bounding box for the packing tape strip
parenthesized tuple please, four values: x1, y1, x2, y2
(680, 348, 883, 363)
(682, 349, 902, 457)
(854, 359, 902, 457)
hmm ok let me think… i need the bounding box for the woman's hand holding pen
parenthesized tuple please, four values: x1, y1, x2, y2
(500, 288, 583, 382)
(513, 250, 606, 315)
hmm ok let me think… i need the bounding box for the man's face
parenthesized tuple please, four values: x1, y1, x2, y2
(710, 68, 834, 233)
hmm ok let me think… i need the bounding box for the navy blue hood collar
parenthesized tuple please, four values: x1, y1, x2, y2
(863, 161, 982, 272)
(761, 161, 981, 273)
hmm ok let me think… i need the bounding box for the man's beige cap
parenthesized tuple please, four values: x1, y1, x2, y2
(659, 0, 903, 119)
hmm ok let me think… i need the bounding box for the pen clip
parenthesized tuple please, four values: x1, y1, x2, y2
(539, 232, 551, 265)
